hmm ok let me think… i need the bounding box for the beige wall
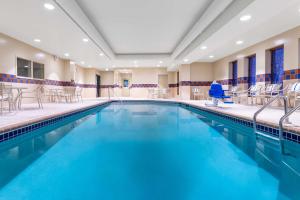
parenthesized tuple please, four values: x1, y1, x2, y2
(0, 32, 68, 81)
(212, 26, 300, 84)
(0, 32, 101, 99)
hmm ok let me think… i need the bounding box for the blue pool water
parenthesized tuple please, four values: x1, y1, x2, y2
(0, 102, 299, 200)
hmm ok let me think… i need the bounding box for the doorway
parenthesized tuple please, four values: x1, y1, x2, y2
(96, 75, 101, 97)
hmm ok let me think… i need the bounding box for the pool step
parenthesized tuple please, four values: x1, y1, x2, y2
(255, 131, 280, 141)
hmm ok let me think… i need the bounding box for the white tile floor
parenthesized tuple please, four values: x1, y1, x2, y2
(0, 98, 299, 134)
(0, 99, 109, 132)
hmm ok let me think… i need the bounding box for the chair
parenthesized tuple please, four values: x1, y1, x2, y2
(226, 86, 239, 103)
(75, 87, 83, 102)
(160, 88, 169, 99)
(259, 83, 282, 105)
(0, 83, 14, 114)
(236, 85, 262, 105)
(205, 81, 232, 107)
(286, 82, 300, 107)
(19, 85, 43, 109)
(60, 87, 76, 103)
(192, 87, 205, 100)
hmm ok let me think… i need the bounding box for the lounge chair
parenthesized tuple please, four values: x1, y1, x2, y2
(235, 84, 262, 105)
(226, 86, 239, 103)
(259, 83, 283, 105)
(286, 82, 300, 107)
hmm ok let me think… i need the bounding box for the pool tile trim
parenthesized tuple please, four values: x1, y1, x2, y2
(0, 101, 111, 143)
(0, 99, 299, 145)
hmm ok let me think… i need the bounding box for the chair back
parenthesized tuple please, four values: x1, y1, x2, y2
(265, 83, 281, 95)
(231, 86, 239, 94)
(209, 83, 225, 98)
(249, 85, 261, 95)
(289, 82, 300, 93)
(192, 88, 200, 93)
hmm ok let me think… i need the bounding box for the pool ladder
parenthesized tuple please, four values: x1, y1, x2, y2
(253, 95, 300, 154)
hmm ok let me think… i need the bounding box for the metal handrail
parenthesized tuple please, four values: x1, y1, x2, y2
(279, 103, 300, 153)
(253, 95, 289, 133)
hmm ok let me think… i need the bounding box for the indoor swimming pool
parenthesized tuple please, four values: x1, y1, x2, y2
(0, 101, 299, 200)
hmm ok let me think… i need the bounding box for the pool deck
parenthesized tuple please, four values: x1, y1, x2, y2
(0, 98, 299, 134)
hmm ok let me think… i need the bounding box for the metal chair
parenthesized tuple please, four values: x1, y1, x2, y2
(0, 83, 13, 114)
(192, 87, 205, 100)
(75, 86, 83, 102)
(19, 85, 43, 109)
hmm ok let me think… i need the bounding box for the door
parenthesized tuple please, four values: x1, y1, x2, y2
(96, 75, 101, 97)
(271, 46, 284, 84)
(248, 55, 256, 88)
(232, 61, 238, 86)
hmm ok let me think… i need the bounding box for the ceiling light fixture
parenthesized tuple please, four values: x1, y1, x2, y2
(44, 3, 55, 10)
(159, 61, 163, 64)
(236, 40, 244, 45)
(105, 68, 109, 71)
(209, 55, 214, 58)
(99, 53, 104, 56)
(34, 39, 41, 43)
(82, 38, 89, 42)
(81, 61, 85, 65)
(240, 15, 251, 22)
(64, 53, 70, 57)
(183, 59, 189, 63)
(201, 46, 207, 50)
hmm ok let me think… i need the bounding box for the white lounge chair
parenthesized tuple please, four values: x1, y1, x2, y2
(286, 82, 300, 107)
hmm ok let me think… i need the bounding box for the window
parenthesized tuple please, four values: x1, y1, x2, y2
(17, 57, 45, 79)
(271, 46, 284, 84)
(17, 57, 31, 78)
(33, 62, 44, 79)
(248, 55, 256, 87)
(231, 61, 238, 86)
(123, 80, 129, 87)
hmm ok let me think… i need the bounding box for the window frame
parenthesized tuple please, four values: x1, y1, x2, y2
(15, 56, 45, 80)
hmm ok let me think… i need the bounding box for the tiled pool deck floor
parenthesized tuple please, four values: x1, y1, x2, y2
(0, 98, 299, 134)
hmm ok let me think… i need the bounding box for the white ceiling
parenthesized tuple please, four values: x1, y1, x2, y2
(76, 0, 212, 54)
(0, 0, 299, 70)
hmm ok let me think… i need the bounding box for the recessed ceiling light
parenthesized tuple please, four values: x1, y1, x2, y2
(183, 59, 189, 63)
(44, 3, 55, 10)
(99, 53, 104, 56)
(64, 53, 70, 57)
(81, 61, 85, 65)
(201, 46, 207, 50)
(240, 15, 251, 22)
(82, 38, 89, 42)
(35, 53, 45, 59)
(236, 40, 244, 45)
(159, 61, 163, 64)
(209, 55, 214, 58)
(105, 68, 109, 71)
(34, 39, 41, 43)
